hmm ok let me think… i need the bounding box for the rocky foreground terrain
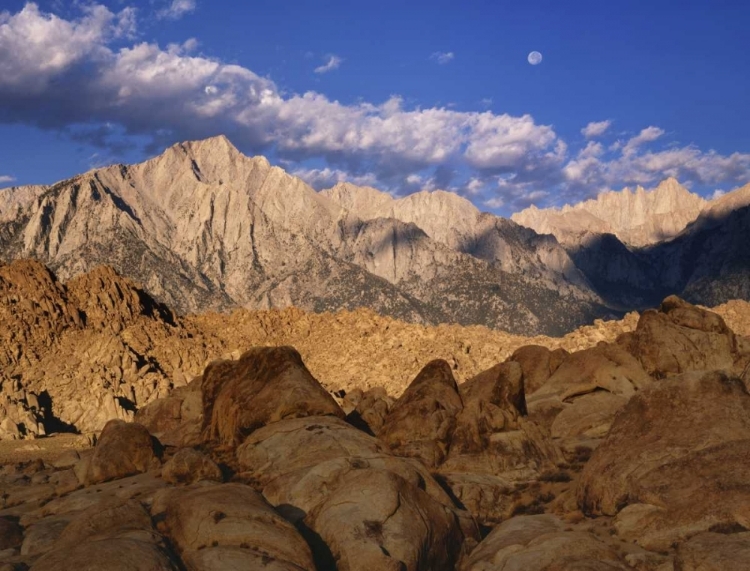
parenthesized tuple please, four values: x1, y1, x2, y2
(1, 258, 750, 569)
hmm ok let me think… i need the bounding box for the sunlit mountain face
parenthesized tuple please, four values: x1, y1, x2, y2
(1, 1, 749, 218)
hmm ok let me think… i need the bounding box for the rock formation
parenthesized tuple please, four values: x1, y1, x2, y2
(1, 293, 750, 569)
(512, 177, 708, 248)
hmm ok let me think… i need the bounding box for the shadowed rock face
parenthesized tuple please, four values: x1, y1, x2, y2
(578, 370, 750, 549)
(201, 346, 345, 446)
(379, 359, 464, 468)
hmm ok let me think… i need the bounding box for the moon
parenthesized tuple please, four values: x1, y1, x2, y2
(528, 51, 543, 65)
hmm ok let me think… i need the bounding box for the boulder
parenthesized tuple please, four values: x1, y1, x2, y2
(461, 514, 630, 571)
(161, 447, 222, 485)
(578, 371, 750, 550)
(508, 345, 568, 394)
(379, 360, 463, 468)
(135, 378, 202, 447)
(162, 483, 315, 571)
(201, 347, 344, 446)
(525, 343, 651, 436)
(236, 416, 454, 520)
(675, 531, 750, 571)
(345, 386, 393, 435)
(617, 295, 740, 378)
(437, 362, 562, 525)
(0, 518, 23, 550)
(305, 469, 471, 571)
(29, 499, 176, 571)
(29, 539, 178, 571)
(84, 420, 160, 485)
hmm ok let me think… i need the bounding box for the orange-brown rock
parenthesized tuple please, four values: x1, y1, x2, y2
(578, 371, 750, 550)
(235, 416, 455, 521)
(508, 345, 568, 394)
(161, 448, 222, 485)
(437, 362, 562, 525)
(675, 532, 750, 571)
(135, 378, 202, 447)
(379, 360, 463, 468)
(305, 469, 473, 571)
(162, 483, 316, 571)
(84, 420, 160, 485)
(462, 514, 633, 571)
(201, 346, 344, 446)
(617, 296, 741, 378)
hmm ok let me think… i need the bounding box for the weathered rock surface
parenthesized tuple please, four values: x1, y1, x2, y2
(675, 532, 750, 571)
(135, 378, 203, 447)
(379, 360, 463, 468)
(526, 342, 652, 436)
(161, 447, 222, 485)
(84, 420, 159, 485)
(202, 346, 344, 446)
(507, 344, 568, 395)
(236, 416, 455, 521)
(306, 469, 470, 571)
(617, 295, 741, 378)
(28, 498, 177, 571)
(161, 483, 316, 571)
(438, 362, 562, 525)
(579, 370, 750, 549)
(462, 514, 632, 571)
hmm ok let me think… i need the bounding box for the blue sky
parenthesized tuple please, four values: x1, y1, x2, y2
(1, 0, 749, 214)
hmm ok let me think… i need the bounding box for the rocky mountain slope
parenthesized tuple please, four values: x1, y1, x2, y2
(514, 179, 750, 310)
(512, 177, 708, 248)
(2, 287, 750, 570)
(0, 136, 610, 336)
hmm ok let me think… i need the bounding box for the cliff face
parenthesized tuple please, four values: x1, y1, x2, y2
(0, 136, 605, 336)
(512, 177, 708, 248)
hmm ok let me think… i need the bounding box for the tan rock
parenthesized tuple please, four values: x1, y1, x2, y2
(675, 532, 750, 571)
(161, 448, 222, 485)
(618, 296, 740, 378)
(379, 360, 463, 468)
(578, 371, 750, 550)
(84, 420, 160, 485)
(508, 345, 568, 394)
(201, 346, 344, 446)
(163, 483, 315, 571)
(462, 514, 630, 571)
(306, 469, 472, 571)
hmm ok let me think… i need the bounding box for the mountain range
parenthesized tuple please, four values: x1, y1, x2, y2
(1, 135, 749, 335)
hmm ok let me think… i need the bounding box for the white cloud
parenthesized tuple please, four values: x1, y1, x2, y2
(0, 175, 15, 184)
(314, 55, 342, 74)
(711, 189, 726, 200)
(483, 197, 505, 209)
(157, 0, 196, 20)
(293, 167, 378, 189)
(430, 51, 454, 64)
(581, 120, 611, 139)
(1, 4, 749, 213)
(622, 126, 665, 156)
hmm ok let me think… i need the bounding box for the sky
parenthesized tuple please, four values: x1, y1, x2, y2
(1, 0, 749, 215)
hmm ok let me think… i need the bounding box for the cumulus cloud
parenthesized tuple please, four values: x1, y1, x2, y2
(293, 166, 378, 189)
(1, 3, 749, 213)
(621, 126, 665, 156)
(314, 55, 342, 74)
(581, 120, 611, 139)
(0, 175, 15, 184)
(430, 51, 454, 64)
(158, 0, 196, 20)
